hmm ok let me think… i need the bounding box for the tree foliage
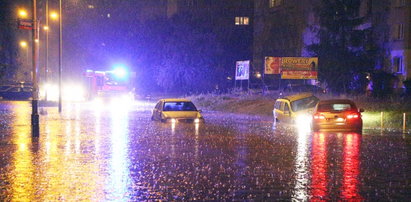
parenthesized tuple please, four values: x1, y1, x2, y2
(0, 1, 19, 82)
(307, 0, 380, 94)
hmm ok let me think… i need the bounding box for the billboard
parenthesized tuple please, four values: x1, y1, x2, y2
(264, 57, 318, 79)
(281, 57, 318, 79)
(264, 57, 281, 74)
(235, 60, 250, 80)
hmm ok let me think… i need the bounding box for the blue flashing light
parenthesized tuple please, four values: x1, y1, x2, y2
(112, 66, 128, 79)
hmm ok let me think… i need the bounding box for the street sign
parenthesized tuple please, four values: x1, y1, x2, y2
(235, 60, 250, 80)
(18, 20, 33, 30)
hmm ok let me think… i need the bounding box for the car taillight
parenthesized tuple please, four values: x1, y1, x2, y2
(313, 113, 326, 120)
(346, 113, 359, 119)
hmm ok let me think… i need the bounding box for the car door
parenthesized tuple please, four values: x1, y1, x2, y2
(283, 102, 292, 123)
(153, 101, 163, 120)
(275, 101, 285, 122)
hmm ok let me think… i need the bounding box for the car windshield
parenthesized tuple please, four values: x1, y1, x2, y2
(163, 102, 197, 111)
(290, 96, 319, 112)
(317, 103, 355, 112)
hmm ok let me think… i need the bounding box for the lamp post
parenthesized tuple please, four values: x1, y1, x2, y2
(58, 0, 63, 113)
(31, 0, 40, 136)
(44, 0, 49, 101)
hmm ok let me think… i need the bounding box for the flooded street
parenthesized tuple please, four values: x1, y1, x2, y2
(0, 101, 410, 201)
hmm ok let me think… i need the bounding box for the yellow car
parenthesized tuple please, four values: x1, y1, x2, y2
(273, 93, 319, 124)
(151, 99, 204, 123)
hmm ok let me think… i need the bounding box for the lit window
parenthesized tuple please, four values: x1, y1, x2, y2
(393, 23, 404, 40)
(235, 17, 249, 25)
(393, 57, 403, 73)
(269, 0, 283, 8)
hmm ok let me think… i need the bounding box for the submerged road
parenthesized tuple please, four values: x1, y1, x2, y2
(0, 100, 410, 201)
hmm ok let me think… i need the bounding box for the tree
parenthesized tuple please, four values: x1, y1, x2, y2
(153, 13, 223, 93)
(0, 1, 19, 82)
(307, 0, 379, 94)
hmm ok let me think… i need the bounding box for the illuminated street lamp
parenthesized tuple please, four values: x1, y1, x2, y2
(18, 9, 28, 18)
(50, 11, 58, 20)
(19, 40, 29, 65)
(19, 40, 28, 48)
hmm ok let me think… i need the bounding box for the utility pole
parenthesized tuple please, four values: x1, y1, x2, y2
(44, 0, 49, 101)
(58, 0, 62, 113)
(32, 0, 40, 136)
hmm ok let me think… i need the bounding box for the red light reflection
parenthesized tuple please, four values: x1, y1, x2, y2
(341, 133, 362, 200)
(311, 132, 328, 200)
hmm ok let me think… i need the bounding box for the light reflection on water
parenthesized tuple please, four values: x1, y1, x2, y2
(106, 107, 131, 200)
(11, 102, 34, 201)
(292, 128, 310, 200)
(311, 133, 328, 200)
(341, 133, 362, 200)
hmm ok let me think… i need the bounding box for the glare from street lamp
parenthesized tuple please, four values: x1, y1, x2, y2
(20, 41, 28, 48)
(50, 12, 59, 20)
(18, 9, 28, 18)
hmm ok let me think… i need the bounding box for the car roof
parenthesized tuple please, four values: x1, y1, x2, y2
(159, 98, 192, 102)
(279, 93, 316, 102)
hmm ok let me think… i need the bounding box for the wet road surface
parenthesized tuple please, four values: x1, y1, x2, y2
(0, 101, 410, 201)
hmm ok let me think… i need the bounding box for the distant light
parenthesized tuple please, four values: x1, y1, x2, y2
(19, 41, 28, 48)
(35, 39, 39, 43)
(227, 76, 232, 80)
(107, 13, 111, 18)
(43, 26, 49, 31)
(86, 69, 93, 73)
(255, 72, 262, 79)
(88, 5, 95, 9)
(112, 66, 128, 79)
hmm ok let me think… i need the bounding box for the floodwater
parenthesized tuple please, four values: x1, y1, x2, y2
(0, 101, 409, 201)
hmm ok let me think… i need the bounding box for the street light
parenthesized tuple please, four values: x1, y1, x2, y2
(19, 41, 29, 69)
(50, 12, 58, 20)
(19, 41, 28, 48)
(18, 9, 28, 18)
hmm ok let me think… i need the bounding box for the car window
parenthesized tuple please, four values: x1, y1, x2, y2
(0, 86, 11, 91)
(290, 96, 319, 112)
(279, 101, 285, 111)
(163, 102, 197, 111)
(284, 103, 290, 112)
(22, 87, 32, 92)
(274, 101, 280, 109)
(318, 103, 355, 112)
(155, 102, 161, 110)
(9, 87, 21, 92)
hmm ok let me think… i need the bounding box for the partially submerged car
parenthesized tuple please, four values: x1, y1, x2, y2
(151, 98, 204, 123)
(312, 99, 363, 132)
(0, 86, 33, 100)
(273, 93, 319, 124)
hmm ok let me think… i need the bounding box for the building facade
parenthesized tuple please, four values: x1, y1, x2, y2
(253, 0, 411, 90)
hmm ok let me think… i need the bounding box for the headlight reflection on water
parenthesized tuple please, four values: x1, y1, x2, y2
(296, 114, 312, 133)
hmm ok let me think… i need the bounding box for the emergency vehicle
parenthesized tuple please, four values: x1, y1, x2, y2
(84, 68, 135, 100)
